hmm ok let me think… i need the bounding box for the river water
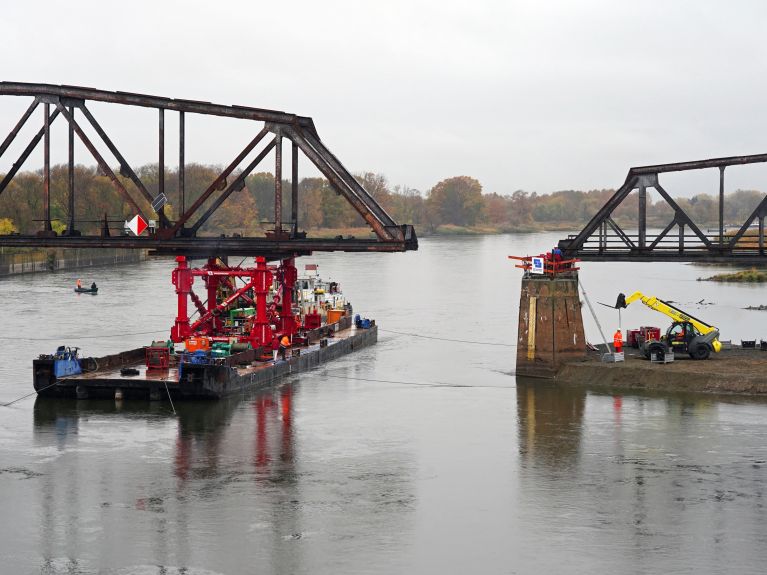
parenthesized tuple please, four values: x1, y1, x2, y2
(1, 233, 767, 574)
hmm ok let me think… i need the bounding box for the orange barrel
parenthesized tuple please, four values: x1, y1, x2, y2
(185, 336, 211, 352)
(326, 309, 345, 324)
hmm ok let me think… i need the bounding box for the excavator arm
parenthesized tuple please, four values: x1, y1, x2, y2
(616, 291, 722, 354)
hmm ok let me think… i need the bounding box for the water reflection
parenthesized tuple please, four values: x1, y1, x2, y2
(31, 389, 298, 574)
(516, 378, 586, 469)
(514, 381, 767, 573)
(29, 381, 415, 574)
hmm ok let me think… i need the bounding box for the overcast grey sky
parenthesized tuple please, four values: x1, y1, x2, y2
(3, 0, 767, 197)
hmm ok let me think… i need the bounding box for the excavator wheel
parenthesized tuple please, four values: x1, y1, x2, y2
(646, 342, 665, 361)
(690, 344, 710, 360)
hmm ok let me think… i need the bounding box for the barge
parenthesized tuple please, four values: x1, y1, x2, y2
(34, 317, 377, 400)
(34, 256, 377, 400)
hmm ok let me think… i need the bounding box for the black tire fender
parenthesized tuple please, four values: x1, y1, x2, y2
(690, 344, 710, 360)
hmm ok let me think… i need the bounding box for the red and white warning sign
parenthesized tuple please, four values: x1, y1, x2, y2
(125, 214, 148, 236)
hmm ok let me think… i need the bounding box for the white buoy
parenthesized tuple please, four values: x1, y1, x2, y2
(115, 389, 123, 401)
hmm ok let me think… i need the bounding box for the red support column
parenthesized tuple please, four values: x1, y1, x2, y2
(278, 257, 298, 336)
(170, 256, 193, 342)
(205, 257, 221, 335)
(250, 256, 274, 349)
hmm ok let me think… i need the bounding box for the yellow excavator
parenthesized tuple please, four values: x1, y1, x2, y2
(615, 291, 722, 360)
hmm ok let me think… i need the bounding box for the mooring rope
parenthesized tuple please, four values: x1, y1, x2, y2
(163, 380, 177, 415)
(1, 382, 58, 407)
(378, 328, 516, 347)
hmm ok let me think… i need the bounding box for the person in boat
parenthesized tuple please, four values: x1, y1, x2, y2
(279, 335, 291, 360)
(76, 279, 82, 289)
(90, 281, 97, 290)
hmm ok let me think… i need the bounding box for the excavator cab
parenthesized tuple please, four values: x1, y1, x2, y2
(664, 322, 708, 357)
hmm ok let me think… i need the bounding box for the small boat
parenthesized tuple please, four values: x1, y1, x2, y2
(74, 286, 98, 294)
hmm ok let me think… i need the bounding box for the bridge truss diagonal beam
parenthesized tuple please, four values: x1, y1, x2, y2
(0, 98, 39, 158)
(0, 105, 60, 197)
(189, 138, 277, 234)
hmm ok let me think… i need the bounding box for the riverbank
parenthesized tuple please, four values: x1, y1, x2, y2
(699, 268, 767, 283)
(0, 248, 147, 277)
(554, 347, 767, 395)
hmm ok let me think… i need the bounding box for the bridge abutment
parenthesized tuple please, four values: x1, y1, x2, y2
(516, 273, 585, 378)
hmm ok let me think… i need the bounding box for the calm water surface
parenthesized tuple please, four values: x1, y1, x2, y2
(1, 233, 766, 574)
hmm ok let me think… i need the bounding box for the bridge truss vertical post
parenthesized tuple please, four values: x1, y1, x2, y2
(66, 106, 75, 234)
(292, 140, 298, 235)
(158, 108, 165, 212)
(179, 110, 185, 218)
(598, 221, 606, 253)
(43, 103, 52, 233)
(678, 223, 685, 254)
(274, 132, 282, 234)
(719, 166, 725, 246)
(638, 182, 646, 249)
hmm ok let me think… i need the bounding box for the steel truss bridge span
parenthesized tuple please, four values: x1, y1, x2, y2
(0, 82, 416, 258)
(559, 153, 767, 263)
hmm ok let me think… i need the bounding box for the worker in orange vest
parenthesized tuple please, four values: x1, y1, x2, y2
(613, 329, 623, 354)
(76, 278, 82, 289)
(279, 334, 291, 361)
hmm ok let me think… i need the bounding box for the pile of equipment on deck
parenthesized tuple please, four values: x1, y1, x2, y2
(138, 257, 372, 372)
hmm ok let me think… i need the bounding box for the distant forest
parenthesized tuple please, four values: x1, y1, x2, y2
(0, 164, 764, 236)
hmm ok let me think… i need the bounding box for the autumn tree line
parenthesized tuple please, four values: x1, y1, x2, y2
(0, 164, 764, 236)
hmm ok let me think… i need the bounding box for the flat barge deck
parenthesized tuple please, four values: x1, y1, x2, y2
(34, 322, 377, 400)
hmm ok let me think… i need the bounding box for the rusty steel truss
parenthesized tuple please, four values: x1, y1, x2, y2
(559, 153, 767, 263)
(0, 82, 417, 258)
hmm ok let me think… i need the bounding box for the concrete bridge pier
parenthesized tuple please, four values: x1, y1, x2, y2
(516, 273, 585, 378)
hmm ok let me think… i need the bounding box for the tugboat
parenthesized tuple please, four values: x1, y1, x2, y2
(295, 263, 351, 325)
(35, 258, 376, 400)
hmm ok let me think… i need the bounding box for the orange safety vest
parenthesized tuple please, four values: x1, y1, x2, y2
(280, 336, 290, 347)
(613, 331, 623, 347)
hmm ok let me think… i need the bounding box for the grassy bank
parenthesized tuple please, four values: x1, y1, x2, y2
(699, 268, 767, 283)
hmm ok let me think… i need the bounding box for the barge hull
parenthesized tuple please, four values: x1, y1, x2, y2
(34, 325, 377, 400)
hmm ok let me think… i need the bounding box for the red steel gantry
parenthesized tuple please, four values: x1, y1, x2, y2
(170, 256, 298, 351)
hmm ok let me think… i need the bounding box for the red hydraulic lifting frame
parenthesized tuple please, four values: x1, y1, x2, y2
(170, 255, 298, 350)
(508, 255, 580, 276)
